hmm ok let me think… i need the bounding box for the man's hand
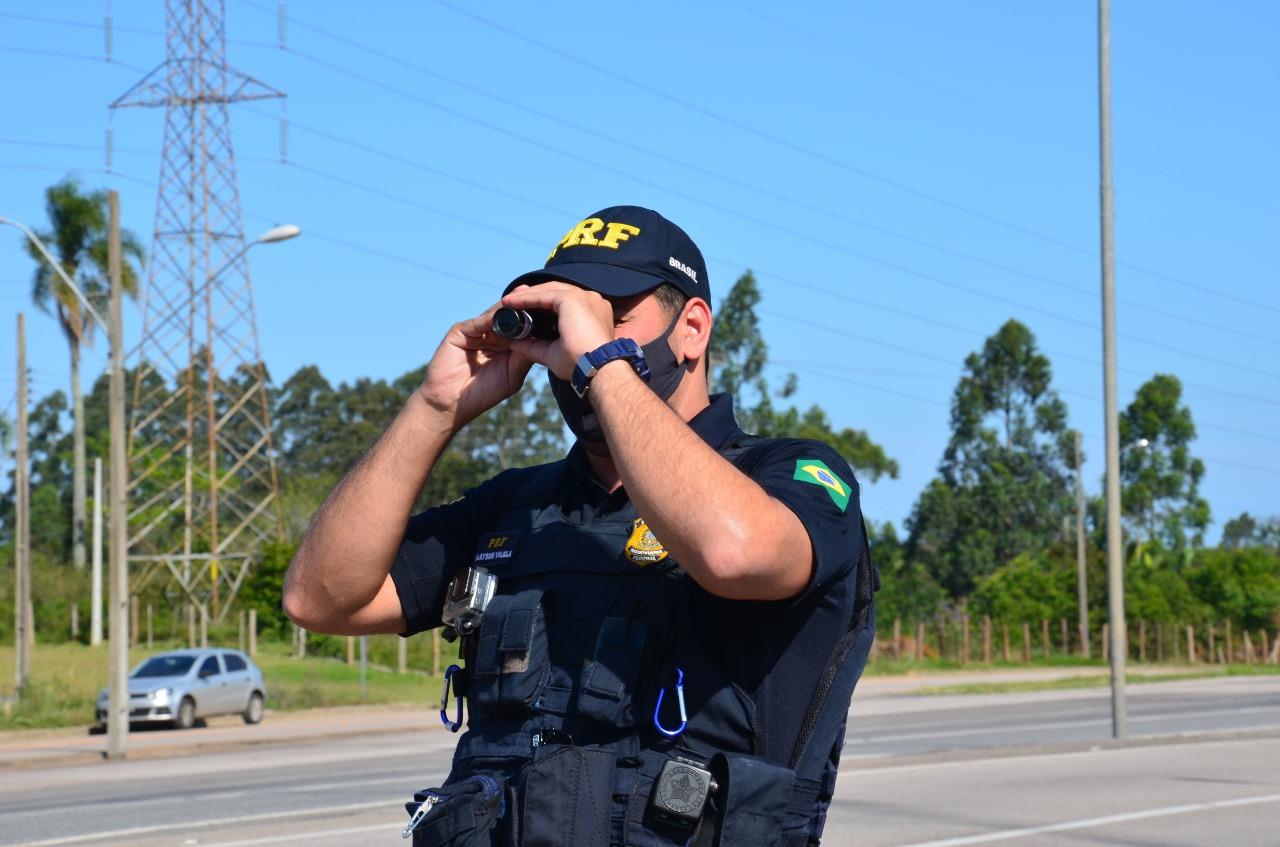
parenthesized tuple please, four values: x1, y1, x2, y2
(501, 282, 615, 379)
(418, 302, 538, 430)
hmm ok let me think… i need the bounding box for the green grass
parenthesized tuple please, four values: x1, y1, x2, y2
(911, 664, 1280, 696)
(0, 638, 448, 731)
(864, 653, 1109, 676)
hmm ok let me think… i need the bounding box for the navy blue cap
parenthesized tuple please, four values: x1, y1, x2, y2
(505, 206, 709, 303)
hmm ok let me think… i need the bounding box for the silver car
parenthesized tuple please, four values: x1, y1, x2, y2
(95, 648, 267, 729)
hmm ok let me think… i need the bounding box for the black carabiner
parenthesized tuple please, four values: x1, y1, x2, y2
(440, 663, 464, 732)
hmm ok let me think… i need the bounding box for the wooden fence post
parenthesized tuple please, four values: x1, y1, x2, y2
(915, 622, 925, 661)
(1187, 625, 1197, 664)
(1262, 629, 1271, 665)
(1270, 633, 1280, 665)
(983, 616, 992, 664)
(1060, 618, 1069, 656)
(1102, 624, 1109, 662)
(1208, 624, 1216, 663)
(1225, 621, 1234, 664)
(248, 609, 257, 658)
(1243, 631, 1254, 665)
(1002, 622, 1011, 663)
(937, 619, 948, 662)
(398, 636, 408, 673)
(71, 604, 80, 640)
(1042, 620, 1050, 660)
(962, 616, 971, 665)
(347, 635, 355, 666)
(1022, 622, 1031, 663)
(299, 626, 307, 658)
(1138, 620, 1146, 662)
(893, 618, 902, 661)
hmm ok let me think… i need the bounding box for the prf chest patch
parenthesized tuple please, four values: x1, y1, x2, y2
(624, 518, 668, 566)
(472, 532, 521, 566)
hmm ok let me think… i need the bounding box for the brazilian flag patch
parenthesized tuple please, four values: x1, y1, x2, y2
(793, 459, 851, 512)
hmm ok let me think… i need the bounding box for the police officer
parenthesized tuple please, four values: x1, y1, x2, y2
(283, 206, 878, 846)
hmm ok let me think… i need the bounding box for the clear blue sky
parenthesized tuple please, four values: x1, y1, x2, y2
(1, 1, 1277, 538)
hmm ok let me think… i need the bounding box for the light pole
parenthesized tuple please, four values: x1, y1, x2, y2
(197, 224, 300, 620)
(0, 217, 108, 331)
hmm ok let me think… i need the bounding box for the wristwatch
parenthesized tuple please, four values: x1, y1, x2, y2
(571, 338, 650, 398)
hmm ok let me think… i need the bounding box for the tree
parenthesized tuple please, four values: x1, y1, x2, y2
(1119, 374, 1208, 549)
(24, 178, 143, 569)
(1220, 512, 1279, 551)
(709, 270, 898, 482)
(907, 320, 1073, 597)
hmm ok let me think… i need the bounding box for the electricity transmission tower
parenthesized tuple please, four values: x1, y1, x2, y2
(110, 0, 285, 622)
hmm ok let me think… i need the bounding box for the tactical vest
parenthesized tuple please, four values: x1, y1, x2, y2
(405, 436, 879, 846)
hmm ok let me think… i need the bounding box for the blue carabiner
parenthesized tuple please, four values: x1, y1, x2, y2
(440, 663, 464, 732)
(653, 667, 688, 738)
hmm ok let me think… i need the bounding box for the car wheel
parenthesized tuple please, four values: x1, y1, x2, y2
(242, 692, 264, 725)
(175, 697, 196, 730)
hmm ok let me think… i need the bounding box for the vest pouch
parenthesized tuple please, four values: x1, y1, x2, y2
(406, 774, 505, 847)
(515, 744, 616, 847)
(707, 752, 795, 847)
(471, 589, 551, 719)
(577, 616, 649, 728)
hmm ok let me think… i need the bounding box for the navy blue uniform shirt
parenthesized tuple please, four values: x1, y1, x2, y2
(391, 393, 864, 764)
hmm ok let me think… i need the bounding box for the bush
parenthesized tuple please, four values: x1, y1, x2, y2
(1185, 547, 1280, 631)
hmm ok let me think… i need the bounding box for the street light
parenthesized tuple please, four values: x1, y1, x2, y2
(0, 216, 108, 332)
(191, 224, 300, 619)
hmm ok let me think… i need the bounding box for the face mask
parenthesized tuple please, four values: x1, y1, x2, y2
(550, 311, 687, 445)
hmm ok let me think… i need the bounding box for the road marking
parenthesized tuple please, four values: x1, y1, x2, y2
(197, 823, 393, 846)
(840, 731, 1280, 777)
(851, 704, 1280, 743)
(891, 792, 1280, 846)
(6, 799, 402, 847)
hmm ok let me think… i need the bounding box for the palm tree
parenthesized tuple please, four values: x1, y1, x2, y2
(25, 178, 143, 569)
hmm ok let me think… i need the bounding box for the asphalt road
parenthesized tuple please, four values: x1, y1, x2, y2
(1, 674, 1277, 846)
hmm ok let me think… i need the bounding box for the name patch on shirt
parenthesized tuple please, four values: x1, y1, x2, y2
(793, 459, 851, 512)
(624, 518, 668, 566)
(472, 532, 522, 565)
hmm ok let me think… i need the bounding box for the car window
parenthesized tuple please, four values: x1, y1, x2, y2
(133, 655, 196, 678)
(224, 654, 247, 672)
(198, 656, 220, 678)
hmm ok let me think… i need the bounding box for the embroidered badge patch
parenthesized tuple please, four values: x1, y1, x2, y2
(625, 518, 668, 566)
(793, 459, 851, 512)
(471, 532, 521, 566)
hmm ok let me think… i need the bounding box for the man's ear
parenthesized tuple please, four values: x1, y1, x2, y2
(678, 297, 713, 363)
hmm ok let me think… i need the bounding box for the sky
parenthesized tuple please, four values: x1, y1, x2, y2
(1, 1, 1277, 538)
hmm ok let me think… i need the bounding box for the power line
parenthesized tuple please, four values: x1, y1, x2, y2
(12, 160, 1278, 452)
(248, 145, 1280, 385)
(423, 0, 1280, 318)
(222, 8, 1280, 347)
(7, 26, 1278, 353)
(717, 0, 1280, 220)
(8, 10, 1279, 330)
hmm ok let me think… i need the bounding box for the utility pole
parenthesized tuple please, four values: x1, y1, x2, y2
(1099, 0, 1127, 740)
(106, 191, 130, 759)
(14, 314, 32, 695)
(92, 457, 104, 646)
(1075, 431, 1089, 658)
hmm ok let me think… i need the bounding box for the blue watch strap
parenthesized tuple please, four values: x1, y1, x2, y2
(571, 338, 649, 397)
